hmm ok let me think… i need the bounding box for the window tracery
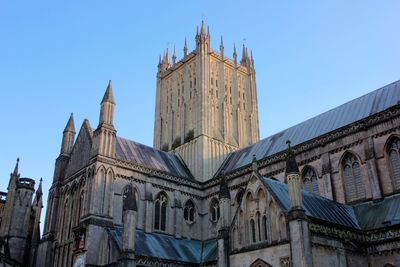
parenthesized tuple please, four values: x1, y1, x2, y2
(154, 192, 168, 231)
(302, 166, 319, 194)
(342, 153, 366, 202)
(388, 137, 400, 189)
(184, 200, 195, 223)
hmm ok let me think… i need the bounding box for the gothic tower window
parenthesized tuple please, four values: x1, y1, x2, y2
(209, 198, 220, 222)
(302, 166, 319, 194)
(184, 200, 195, 223)
(342, 153, 366, 202)
(154, 192, 168, 231)
(388, 137, 400, 189)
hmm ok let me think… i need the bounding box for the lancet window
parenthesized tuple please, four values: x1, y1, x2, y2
(342, 153, 366, 202)
(388, 137, 400, 189)
(302, 166, 319, 194)
(154, 192, 168, 231)
(209, 198, 220, 222)
(184, 200, 195, 223)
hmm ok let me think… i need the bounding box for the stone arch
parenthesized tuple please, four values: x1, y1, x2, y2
(250, 258, 272, 267)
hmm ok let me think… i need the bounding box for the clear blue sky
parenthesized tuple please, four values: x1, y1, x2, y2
(0, 1, 399, 229)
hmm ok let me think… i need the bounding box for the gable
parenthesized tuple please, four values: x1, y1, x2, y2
(65, 121, 93, 177)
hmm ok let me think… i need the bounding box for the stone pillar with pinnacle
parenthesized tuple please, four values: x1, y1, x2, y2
(286, 140, 313, 267)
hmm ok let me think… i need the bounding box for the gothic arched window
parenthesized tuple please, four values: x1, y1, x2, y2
(342, 153, 366, 202)
(154, 192, 168, 231)
(209, 198, 220, 222)
(184, 200, 195, 223)
(388, 138, 400, 189)
(302, 166, 319, 194)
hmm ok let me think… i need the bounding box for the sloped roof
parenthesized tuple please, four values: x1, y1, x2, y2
(261, 176, 361, 229)
(108, 228, 217, 264)
(220, 80, 400, 174)
(116, 137, 192, 179)
(353, 194, 400, 230)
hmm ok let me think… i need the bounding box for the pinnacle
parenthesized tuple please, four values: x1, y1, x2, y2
(101, 80, 115, 104)
(200, 19, 206, 35)
(285, 140, 299, 175)
(13, 158, 19, 176)
(64, 112, 75, 133)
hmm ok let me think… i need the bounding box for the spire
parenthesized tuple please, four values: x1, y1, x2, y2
(207, 25, 210, 36)
(13, 158, 19, 177)
(35, 178, 43, 204)
(158, 54, 162, 66)
(172, 46, 177, 64)
(8, 158, 19, 190)
(123, 184, 137, 211)
(233, 43, 237, 64)
(101, 80, 115, 104)
(220, 36, 224, 57)
(184, 37, 188, 56)
(219, 176, 230, 199)
(241, 44, 248, 64)
(196, 25, 199, 36)
(165, 48, 170, 64)
(200, 19, 206, 36)
(99, 80, 116, 127)
(64, 113, 75, 133)
(61, 113, 76, 155)
(250, 50, 254, 66)
(285, 140, 299, 175)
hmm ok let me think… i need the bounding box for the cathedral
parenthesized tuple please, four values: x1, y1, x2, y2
(1, 21, 400, 267)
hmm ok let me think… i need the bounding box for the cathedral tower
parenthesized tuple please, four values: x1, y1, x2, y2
(154, 21, 260, 181)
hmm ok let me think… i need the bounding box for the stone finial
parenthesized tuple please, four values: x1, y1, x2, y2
(285, 140, 299, 175)
(101, 80, 115, 104)
(123, 184, 137, 211)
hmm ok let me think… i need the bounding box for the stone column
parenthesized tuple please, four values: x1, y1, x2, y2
(119, 185, 137, 267)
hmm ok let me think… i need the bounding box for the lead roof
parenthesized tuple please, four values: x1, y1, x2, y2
(219, 80, 400, 175)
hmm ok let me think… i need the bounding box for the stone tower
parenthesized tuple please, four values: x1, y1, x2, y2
(154, 20, 260, 181)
